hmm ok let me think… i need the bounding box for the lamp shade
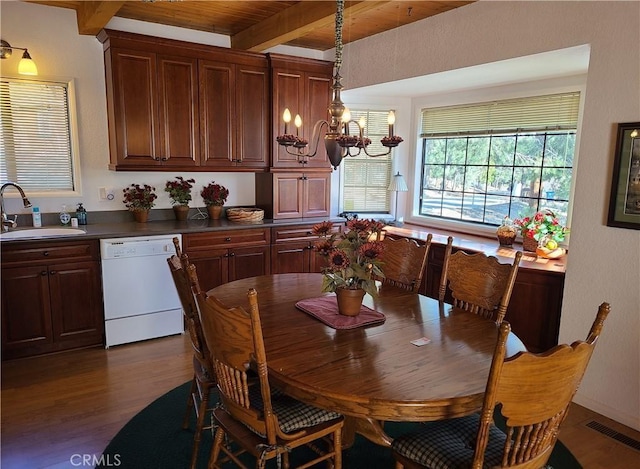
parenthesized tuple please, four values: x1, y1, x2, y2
(388, 172, 408, 192)
(18, 50, 37, 75)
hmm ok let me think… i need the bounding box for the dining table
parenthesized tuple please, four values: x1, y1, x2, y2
(207, 272, 526, 447)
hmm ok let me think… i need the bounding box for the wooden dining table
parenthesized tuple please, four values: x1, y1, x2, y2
(207, 272, 526, 447)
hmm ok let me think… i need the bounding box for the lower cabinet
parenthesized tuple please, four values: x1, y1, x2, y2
(183, 229, 271, 292)
(1, 240, 104, 360)
(270, 223, 341, 274)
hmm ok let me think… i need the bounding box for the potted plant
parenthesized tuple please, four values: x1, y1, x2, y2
(122, 183, 157, 223)
(165, 176, 195, 221)
(312, 219, 385, 316)
(200, 181, 229, 220)
(514, 209, 569, 254)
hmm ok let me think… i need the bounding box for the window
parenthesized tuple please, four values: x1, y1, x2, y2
(419, 92, 580, 228)
(342, 109, 393, 213)
(0, 77, 79, 194)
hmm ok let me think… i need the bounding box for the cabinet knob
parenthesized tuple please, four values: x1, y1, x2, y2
(43, 251, 49, 256)
(225, 237, 231, 242)
(41, 271, 47, 276)
(49, 270, 56, 275)
(161, 157, 168, 161)
(229, 252, 235, 257)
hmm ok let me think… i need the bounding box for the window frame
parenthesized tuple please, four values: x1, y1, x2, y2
(406, 79, 586, 240)
(0, 75, 82, 197)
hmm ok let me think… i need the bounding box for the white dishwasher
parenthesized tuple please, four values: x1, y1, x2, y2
(100, 234, 184, 347)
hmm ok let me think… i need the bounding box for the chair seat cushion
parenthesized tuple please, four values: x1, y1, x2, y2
(391, 413, 505, 469)
(248, 386, 341, 436)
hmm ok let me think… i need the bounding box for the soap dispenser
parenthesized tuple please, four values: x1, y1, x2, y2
(76, 203, 87, 225)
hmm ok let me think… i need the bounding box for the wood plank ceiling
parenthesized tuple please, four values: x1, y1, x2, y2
(27, 1, 474, 52)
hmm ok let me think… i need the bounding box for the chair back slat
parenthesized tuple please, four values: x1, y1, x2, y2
(380, 235, 432, 292)
(472, 302, 611, 469)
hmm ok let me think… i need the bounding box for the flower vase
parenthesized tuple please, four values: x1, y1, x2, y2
(207, 205, 223, 220)
(173, 205, 189, 221)
(522, 236, 538, 252)
(335, 288, 366, 317)
(132, 210, 149, 223)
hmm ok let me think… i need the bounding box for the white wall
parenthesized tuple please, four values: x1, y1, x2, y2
(1, 0, 638, 430)
(341, 1, 640, 430)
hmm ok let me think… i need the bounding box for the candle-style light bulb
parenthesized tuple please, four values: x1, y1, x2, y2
(631, 129, 638, 138)
(358, 117, 366, 129)
(388, 110, 396, 137)
(342, 108, 351, 123)
(283, 108, 291, 134)
(294, 114, 302, 136)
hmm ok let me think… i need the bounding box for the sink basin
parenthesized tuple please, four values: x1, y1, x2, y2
(0, 227, 86, 240)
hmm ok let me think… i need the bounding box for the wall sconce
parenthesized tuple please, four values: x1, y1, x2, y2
(387, 172, 409, 225)
(0, 40, 38, 76)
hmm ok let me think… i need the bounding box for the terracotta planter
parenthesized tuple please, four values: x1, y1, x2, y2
(335, 288, 366, 317)
(207, 205, 223, 220)
(173, 205, 189, 221)
(132, 210, 149, 223)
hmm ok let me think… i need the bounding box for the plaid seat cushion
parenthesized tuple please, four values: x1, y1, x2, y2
(247, 386, 341, 436)
(391, 413, 505, 469)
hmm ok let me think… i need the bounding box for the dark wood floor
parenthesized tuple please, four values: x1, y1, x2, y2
(1, 334, 639, 468)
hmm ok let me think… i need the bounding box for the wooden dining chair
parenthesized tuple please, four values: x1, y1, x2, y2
(167, 238, 216, 469)
(438, 236, 523, 324)
(392, 301, 611, 469)
(187, 269, 344, 469)
(380, 234, 433, 292)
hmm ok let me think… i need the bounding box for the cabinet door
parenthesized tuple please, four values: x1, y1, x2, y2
(235, 65, 269, 169)
(48, 261, 105, 351)
(273, 173, 304, 219)
(199, 60, 235, 167)
(109, 48, 161, 167)
(302, 173, 331, 218)
(188, 248, 229, 293)
(271, 69, 305, 168)
(1, 265, 53, 359)
(229, 246, 270, 281)
(302, 73, 332, 168)
(271, 241, 312, 274)
(157, 55, 199, 167)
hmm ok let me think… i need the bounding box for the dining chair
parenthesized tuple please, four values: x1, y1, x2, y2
(187, 268, 344, 469)
(380, 234, 433, 292)
(438, 236, 523, 324)
(392, 301, 610, 469)
(167, 238, 216, 469)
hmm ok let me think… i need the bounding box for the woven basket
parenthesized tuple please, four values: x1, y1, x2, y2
(522, 236, 539, 252)
(226, 207, 264, 222)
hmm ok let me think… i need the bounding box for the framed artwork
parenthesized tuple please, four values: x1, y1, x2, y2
(607, 122, 640, 229)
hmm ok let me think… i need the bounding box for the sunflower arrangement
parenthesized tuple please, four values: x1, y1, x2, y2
(312, 219, 385, 297)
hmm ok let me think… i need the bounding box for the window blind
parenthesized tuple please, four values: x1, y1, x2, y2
(342, 109, 392, 212)
(420, 92, 580, 137)
(0, 78, 75, 191)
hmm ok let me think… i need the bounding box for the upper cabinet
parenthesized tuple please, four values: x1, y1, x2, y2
(98, 30, 268, 172)
(268, 54, 334, 170)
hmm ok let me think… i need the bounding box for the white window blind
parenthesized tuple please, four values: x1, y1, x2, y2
(420, 92, 580, 137)
(0, 77, 76, 192)
(342, 109, 392, 213)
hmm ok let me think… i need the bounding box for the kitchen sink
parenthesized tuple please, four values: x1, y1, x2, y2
(0, 227, 86, 240)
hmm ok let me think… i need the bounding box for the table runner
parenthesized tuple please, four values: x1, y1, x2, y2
(295, 296, 386, 329)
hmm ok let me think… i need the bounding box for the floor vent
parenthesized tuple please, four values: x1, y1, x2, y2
(585, 421, 640, 452)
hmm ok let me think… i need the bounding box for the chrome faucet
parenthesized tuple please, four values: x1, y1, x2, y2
(1, 182, 32, 232)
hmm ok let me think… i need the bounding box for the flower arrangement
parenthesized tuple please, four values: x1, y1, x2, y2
(122, 183, 157, 211)
(312, 219, 385, 297)
(165, 176, 195, 206)
(200, 181, 229, 207)
(514, 209, 569, 247)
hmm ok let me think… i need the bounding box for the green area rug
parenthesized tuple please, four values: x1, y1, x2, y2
(98, 381, 582, 468)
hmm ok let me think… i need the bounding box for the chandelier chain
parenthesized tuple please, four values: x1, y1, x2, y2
(334, 0, 344, 71)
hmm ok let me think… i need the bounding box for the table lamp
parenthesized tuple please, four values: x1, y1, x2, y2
(388, 172, 408, 225)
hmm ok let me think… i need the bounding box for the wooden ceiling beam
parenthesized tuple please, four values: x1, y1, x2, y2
(76, 1, 126, 35)
(231, 1, 391, 52)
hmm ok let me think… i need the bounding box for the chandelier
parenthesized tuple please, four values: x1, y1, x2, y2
(275, 0, 403, 170)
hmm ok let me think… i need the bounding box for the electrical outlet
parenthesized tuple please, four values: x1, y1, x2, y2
(99, 187, 107, 200)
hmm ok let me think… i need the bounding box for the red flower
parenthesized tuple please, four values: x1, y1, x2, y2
(359, 241, 384, 260)
(312, 221, 334, 236)
(328, 249, 350, 270)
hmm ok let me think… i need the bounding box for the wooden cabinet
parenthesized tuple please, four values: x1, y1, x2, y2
(1, 240, 104, 360)
(99, 29, 268, 172)
(270, 223, 342, 274)
(268, 54, 334, 169)
(255, 172, 331, 220)
(182, 229, 271, 292)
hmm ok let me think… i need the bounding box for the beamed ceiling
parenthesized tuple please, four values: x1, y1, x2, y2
(27, 1, 474, 52)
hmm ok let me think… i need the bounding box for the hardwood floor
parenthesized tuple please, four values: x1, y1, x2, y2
(2, 334, 639, 468)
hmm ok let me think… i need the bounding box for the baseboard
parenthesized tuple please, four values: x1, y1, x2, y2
(573, 393, 640, 432)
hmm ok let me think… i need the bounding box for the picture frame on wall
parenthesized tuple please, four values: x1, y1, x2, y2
(607, 122, 640, 230)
